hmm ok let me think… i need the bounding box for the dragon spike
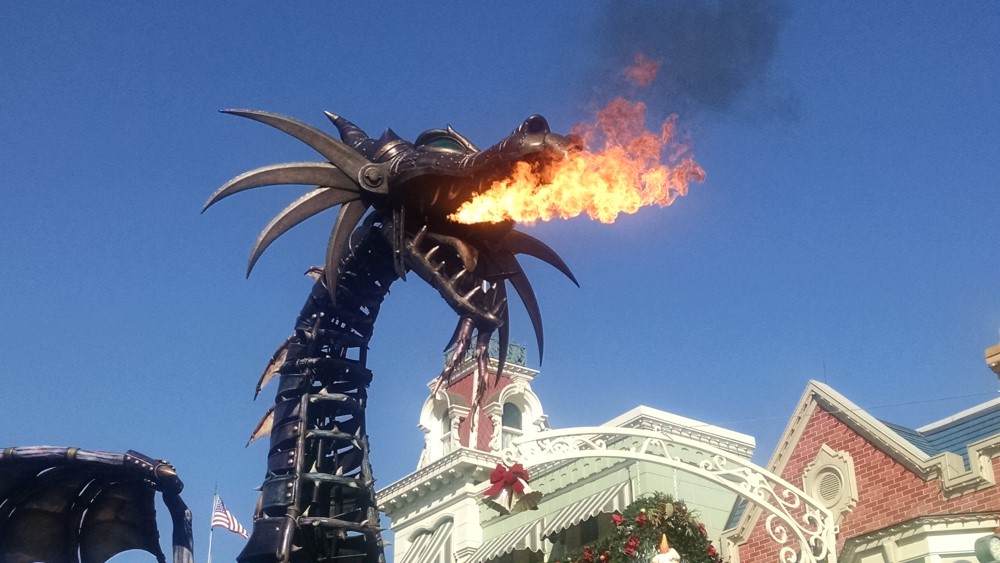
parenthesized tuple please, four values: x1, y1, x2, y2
(496, 285, 510, 382)
(507, 265, 545, 363)
(372, 128, 413, 162)
(255, 336, 292, 399)
(427, 233, 479, 273)
(436, 316, 475, 393)
(324, 111, 378, 159)
(323, 200, 370, 305)
(221, 109, 371, 176)
(471, 249, 519, 282)
(247, 407, 275, 446)
(378, 128, 403, 143)
(447, 125, 480, 152)
(248, 187, 361, 276)
(503, 230, 579, 287)
(204, 161, 359, 212)
(443, 314, 473, 353)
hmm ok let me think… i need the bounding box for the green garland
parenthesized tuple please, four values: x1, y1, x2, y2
(554, 493, 723, 563)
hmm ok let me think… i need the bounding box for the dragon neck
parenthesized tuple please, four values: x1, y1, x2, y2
(303, 220, 400, 360)
(238, 223, 397, 563)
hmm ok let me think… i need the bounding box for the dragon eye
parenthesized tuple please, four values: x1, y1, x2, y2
(414, 129, 471, 153)
(520, 115, 550, 134)
(426, 138, 465, 151)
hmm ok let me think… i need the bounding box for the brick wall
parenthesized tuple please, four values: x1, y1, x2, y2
(737, 404, 1000, 561)
(449, 372, 513, 451)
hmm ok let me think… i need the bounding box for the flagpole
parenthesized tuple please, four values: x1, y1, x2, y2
(207, 484, 217, 563)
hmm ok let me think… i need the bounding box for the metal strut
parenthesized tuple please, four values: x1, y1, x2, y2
(239, 220, 396, 563)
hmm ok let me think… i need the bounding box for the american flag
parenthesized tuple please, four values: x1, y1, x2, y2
(211, 496, 249, 539)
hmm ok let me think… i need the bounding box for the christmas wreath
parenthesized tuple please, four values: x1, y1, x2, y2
(554, 493, 723, 563)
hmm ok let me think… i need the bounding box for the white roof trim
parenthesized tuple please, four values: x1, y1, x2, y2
(724, 380, 1000, 555)
(917, 395, 1000, 432)
(604, 404, 755, 458)
(378, 448, 498, 511)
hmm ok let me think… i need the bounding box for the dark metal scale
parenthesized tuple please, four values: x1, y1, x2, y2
(206, 110, 579, 563)
(0, 446, 193, 563)
(238, 220, 395, 563)
(0, 109, 580, 563)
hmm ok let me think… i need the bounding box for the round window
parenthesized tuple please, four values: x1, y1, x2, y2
(815, 468, 843, 506)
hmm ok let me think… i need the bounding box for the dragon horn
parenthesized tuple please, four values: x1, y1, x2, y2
(503, 230, 578, 286)
(324, 200, 370, 305)
(222, 110, 370, 177)
(248, 187, 360, 276)
(204, 162, 359, 212)
(507, 264, 545, 363)
(324, 111, 378, 159)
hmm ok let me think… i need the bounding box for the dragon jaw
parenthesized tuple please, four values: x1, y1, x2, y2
(205, 110, 578, 382)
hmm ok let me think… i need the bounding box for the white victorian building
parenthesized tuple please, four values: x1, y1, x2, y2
(377, 344, 755, 563)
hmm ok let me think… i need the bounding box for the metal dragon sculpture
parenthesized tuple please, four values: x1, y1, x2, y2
(0, 446, 193, 563)
(205, 110, 579, 563)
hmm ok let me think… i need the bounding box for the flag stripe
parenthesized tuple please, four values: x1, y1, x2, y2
(212, 496, 249, 539)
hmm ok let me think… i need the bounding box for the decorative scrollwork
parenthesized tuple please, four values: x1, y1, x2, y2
(766, 514, 788, 543)
(779, 546, 799, 563)
(487, 414, 502, 451)
(780, 486, 801, 507)
(499, 444, 523, 466)
(630, 437, 681, 462)
(698, 453, 730, 472)
(506, 427, 837, 562)
(809, 532, 829, 560)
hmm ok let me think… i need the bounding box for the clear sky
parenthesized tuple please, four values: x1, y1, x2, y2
(2, 2, 998, 561)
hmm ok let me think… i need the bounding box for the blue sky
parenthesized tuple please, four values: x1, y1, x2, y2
(2, 2, 998, 561)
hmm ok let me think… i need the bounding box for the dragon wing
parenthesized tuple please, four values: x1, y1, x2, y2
(0, 447, 192, 563)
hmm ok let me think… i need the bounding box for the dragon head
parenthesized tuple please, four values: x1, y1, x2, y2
(206, 110, 579, 384)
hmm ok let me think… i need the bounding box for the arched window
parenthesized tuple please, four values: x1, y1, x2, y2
(440, 411, 453, 455)
(407, 520, 454, 563)
(502, 403, 522, 429)
(501, 402, 522, 449)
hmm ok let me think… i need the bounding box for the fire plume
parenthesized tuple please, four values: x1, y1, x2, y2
(624, 52, 660, 86)
(449, 98, 705, 225)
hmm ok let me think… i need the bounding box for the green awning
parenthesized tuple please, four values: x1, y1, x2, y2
(469, 519, 545, 562)
(400, 519, 453, 563)
(541, 481, 630, 537)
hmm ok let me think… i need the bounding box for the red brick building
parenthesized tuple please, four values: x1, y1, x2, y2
(724, 378, 1000, 562)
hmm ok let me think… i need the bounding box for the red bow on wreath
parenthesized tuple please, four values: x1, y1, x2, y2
(483, 463, 542, 514)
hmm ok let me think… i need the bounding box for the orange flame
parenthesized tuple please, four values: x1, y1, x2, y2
(449, 97, 705, 225)
(625, 52, 660, 86)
